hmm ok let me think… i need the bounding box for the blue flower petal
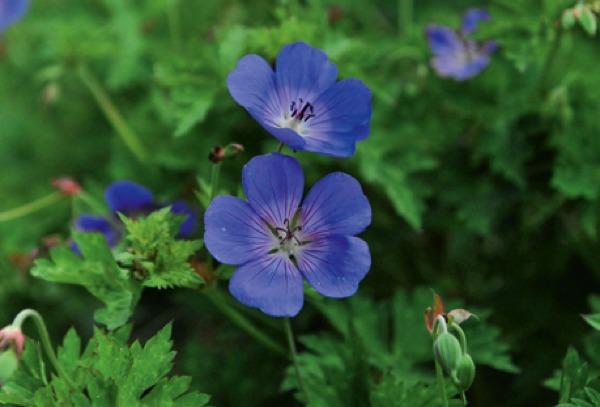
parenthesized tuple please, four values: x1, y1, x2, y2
(301, 172, 371, 236)
(170, 201, 197, 237)
(275, 41, 338, 107)
(303, 78, 372, 157)
(461, 8, 490, 35)
(299, 235, 370, 298)
(0, 0, 28, 32)
(204, 195, 272, 265)
(229, 255, 304, 317)
(104, 180, 154, 215)
(227, 54, 306, 150)
(242, 153, 304, 227)
(74, 215, 120, 247)
(426, 25, 464, 57)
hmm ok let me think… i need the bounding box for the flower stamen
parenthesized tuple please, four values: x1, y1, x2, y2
(289, 98, 316, 123)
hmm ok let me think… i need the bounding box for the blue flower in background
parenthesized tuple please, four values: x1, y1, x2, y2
(204, 153, 372, 317)
(0, 0, 28, 33)
(74, 180, 197, 248)
(227, 42, 372, 158)
(426, 8, 497, 81)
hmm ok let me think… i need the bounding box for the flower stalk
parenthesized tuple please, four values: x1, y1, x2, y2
(283, 317, 310, 404)
(0, 192, 64, 223)
(205, 288, 286, 356)
(11, 309, 76, 389)
(77, 64, 149, 163)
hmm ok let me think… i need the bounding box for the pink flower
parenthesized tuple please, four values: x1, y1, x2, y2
(0, 326, 25, 357)
(51, 177, 82, 196)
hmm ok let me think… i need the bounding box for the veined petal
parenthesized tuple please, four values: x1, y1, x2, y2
(229, 255, 304, 317)
(426, 25, 464, 57)
(303, 78, 372, 157)
(227, 55, 281, 124)
(105, 180, 154, 215)
(461, 8, 490, 35)
(74, 215, 120, 247)
(298, 235, 370, 298)
(242, 153, 304, 227)
(275, 42, 338, 108)
(0, 0, 28, 32)
(170, 201, 197, 237)
(301, 172, 371, 236)
(204, 196, 272, 265)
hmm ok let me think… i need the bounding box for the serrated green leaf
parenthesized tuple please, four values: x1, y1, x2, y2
(122, 208, 204, 289)
(31, 233, 141, 330)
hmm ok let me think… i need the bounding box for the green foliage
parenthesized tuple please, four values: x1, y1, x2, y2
(120, 208, 203, 289)
(282, 288, 516, 405)
(31, 233, 141, 330)
(30, 210, 202, 329)
(2, 0, 600, 405)
(0, 324, 210, 406)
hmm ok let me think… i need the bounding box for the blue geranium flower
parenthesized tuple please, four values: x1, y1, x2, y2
(0, 0, 28, 33)
(74, 180, 197, 248)
(227, 42, 372, 158)
(426, 8, 497, 81)
(204, 153, 372, 317)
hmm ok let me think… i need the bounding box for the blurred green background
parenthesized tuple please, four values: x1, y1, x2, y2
(1, 0, 600, 406)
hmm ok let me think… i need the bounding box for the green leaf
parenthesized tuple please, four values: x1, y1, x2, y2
(582, 314, 600, 331)
(31, 233, 141, 330)
(121, 208, 204, 289)
(579, 7, 598, 36)
(0, 324, 211, 406)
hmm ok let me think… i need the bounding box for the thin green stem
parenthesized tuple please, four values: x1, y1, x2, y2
(397, 0, 413, 36)
(276, 142, 285, 153)
(537, 27, 563, 93)
(12, 309, 76, 389)
(77, 191, 109, 215)
(205, 288, 287, 356)
(450, 322, 468, 354)
(78, 64, 149, 163)
(435, 359, 450, 407)
(0, 192, 64, 223)
(284, 317, 310, 404)
(167, 0, 182, 50)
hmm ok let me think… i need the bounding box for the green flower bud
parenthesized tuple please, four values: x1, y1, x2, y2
(453, 354, 476, 391)
(562, 9, 576, 29)
(0, 350, 18, 385)
(433, 332, 462, 374)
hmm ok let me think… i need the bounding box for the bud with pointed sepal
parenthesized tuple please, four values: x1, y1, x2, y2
(434, 332, 462, 375)
(453, 353, 476, 391)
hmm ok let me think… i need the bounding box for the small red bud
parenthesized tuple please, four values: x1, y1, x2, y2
(0, 326, 26, 358)
(51, 177, 82, 196)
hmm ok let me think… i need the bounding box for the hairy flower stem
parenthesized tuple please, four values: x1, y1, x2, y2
(12, 309, 76, 389)
(205, 288, 286, 356)
(284, 318, 310, 404)
(77, 64, 149, 163)
(0, 192, 64, 223)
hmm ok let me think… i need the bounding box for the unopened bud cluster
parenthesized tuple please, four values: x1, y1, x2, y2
(432, 316, 476, 392)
